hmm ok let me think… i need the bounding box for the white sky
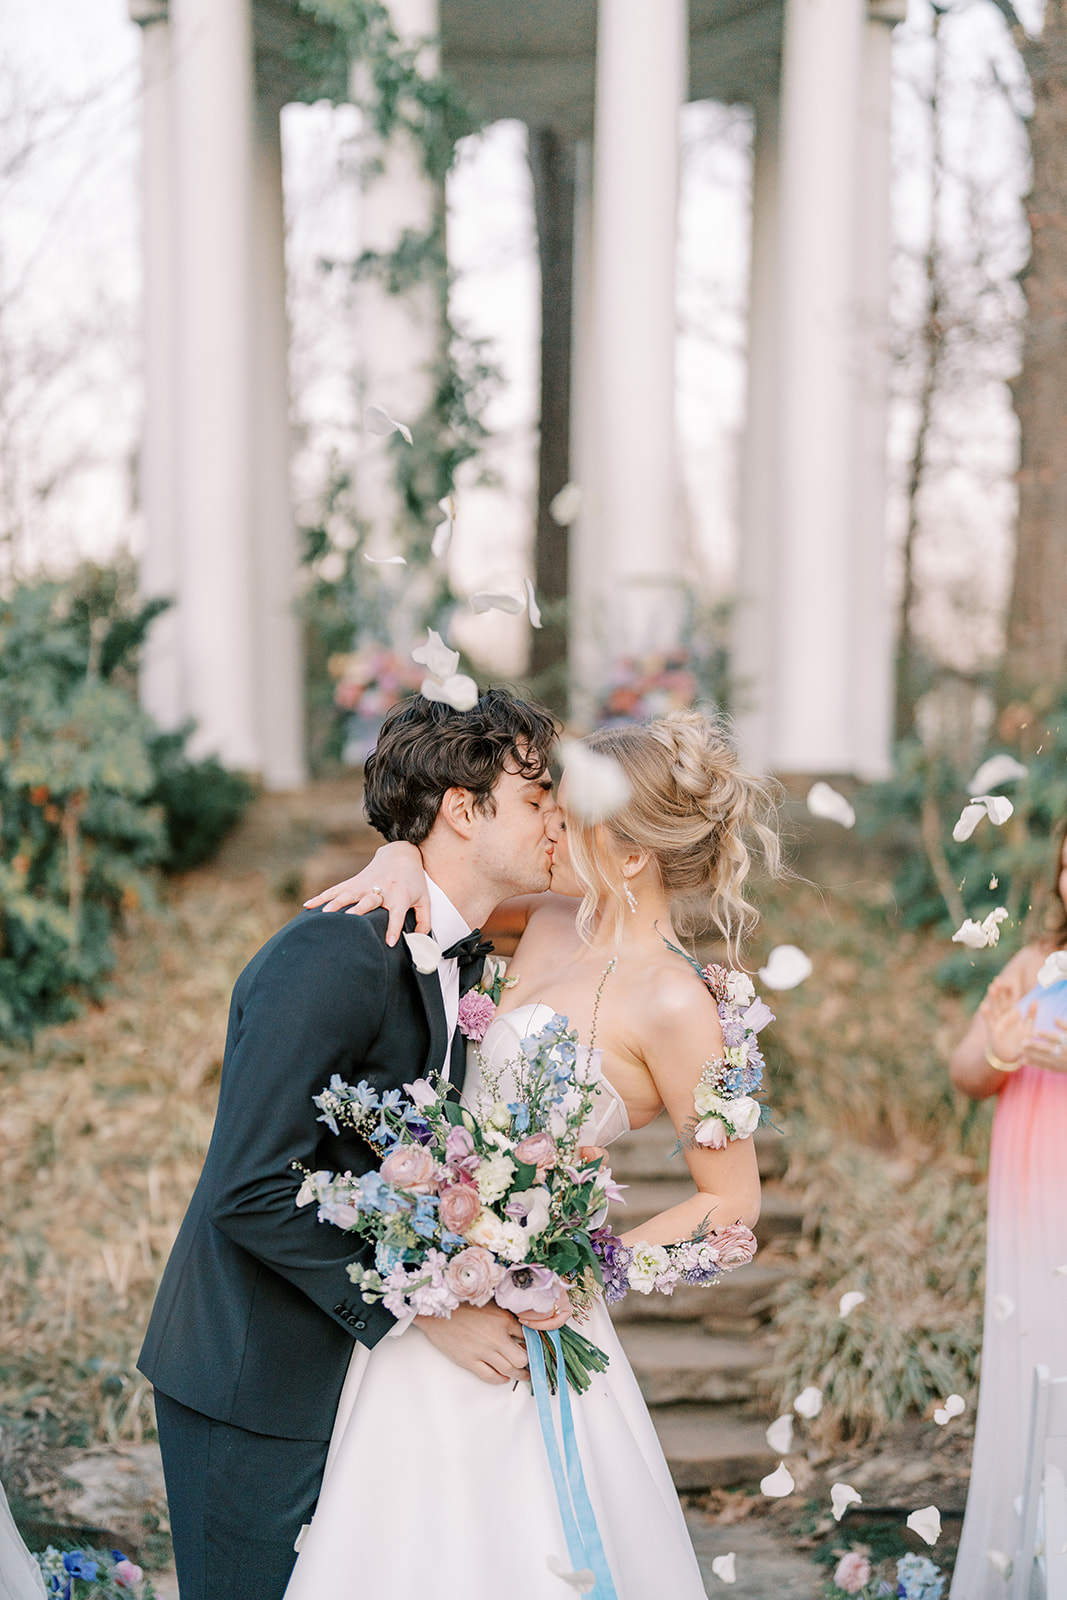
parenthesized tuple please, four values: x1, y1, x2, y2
(0, 0, 1036, 679)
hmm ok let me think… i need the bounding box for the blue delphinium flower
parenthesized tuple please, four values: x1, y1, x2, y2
(375, 1240, 406, 1274)
(411, 1195, 439, 1240)
(63, 1553, 98, 1581)
(896, 1555, 945, 1600)
(508, 1102, 531, 1136)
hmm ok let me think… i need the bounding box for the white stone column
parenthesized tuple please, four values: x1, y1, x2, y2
(733, 96, 780, 772)
(591, 0, 687, 661)
(567, 136, 601, 728)
(250, 94, 306, 789)
(133, 7, 181, 731)
(169, 0, 260, 770)
(771, 0, 865, 773)
(353, 0, 440, 575)
(849, 5, 900, 780)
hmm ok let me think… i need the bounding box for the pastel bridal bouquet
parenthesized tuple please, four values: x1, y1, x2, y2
(297, 1012, 623, 1394)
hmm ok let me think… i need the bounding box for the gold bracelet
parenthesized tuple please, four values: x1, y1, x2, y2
(986, 1046, 1022, 1074)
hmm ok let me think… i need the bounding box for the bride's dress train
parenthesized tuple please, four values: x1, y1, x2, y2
(284, 1002, 708, 1599)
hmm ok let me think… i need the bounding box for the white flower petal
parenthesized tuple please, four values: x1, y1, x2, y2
(933, 1409, 950, 1425)
(431, 496, 455, 559)
(839, 1291, 866, 1317)
(992, 1293, 1015, 1322)
(986, 1550, 1013, 1580)
(561, 739, 633, 823)
(711, 1553, 737, 1584)
(363, 402, 412, 443)
(793, 1385, 823, 1419)
(549, 481, 583, 526)
(412, 629, 459, 682)
(943, 1393, 966, 1418)
(968, 755, 1028, 794)
(974, 793, 1014, 826)
(951, 911, 1008, 950)
(403, 931, 442, 974)
(952, 803, 986, 843)
(469, 589, 526, 616)
(1053, 1264, 1067, 1277)
(765, 1414, 794, 1454)
(757, 945, 812, 991)
(907, 1506, 942, 1545)
(806, 782, 856, 829)
(830, 1483, 862, 1522)
(759, 1461, 795, 1498)
(363, 553, 407, 565)
(1038, 952, 1067, 988)
(420, 673, 479, 712)
(546, 1555, 595, 1593)
(525, 578, 543, 629)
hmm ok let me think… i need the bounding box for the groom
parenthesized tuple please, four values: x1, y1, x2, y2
(138, 687, 558, 1600)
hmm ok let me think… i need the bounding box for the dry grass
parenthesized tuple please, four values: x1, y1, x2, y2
(0, 869, 291, 1446)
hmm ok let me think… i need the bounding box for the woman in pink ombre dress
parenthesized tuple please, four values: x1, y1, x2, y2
(949, 822, 1067, 1600)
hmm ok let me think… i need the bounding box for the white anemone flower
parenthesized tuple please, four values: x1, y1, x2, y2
(711, 1554, 737, 1584)
(549, 481, 583, 526)
(806, 782, 856, 829)
(764, 1414, 794, 1454)
(1038, 951, 1067, 988)
(363, 402, 413, 444)
(952, 794, 1014, 842)
(793, 1386, 823, 1419)
(906, 1506, 942, 1546)
(831, 1483, 862, 1521)
(758, 945, 812, 991)
(403, 932, 442, 974)
(759, 1461, 795, 1498)
(839, 1291, 866, 1317)
(952, 908, 1009, 950)
(432, 496, 455, 559)
(561, 739, 632, 823)
(968, 754, 1028, 794)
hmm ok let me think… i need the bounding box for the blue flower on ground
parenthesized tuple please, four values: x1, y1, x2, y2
(896, 1555, 945, 1600)
(63, 1553, 98, 1580)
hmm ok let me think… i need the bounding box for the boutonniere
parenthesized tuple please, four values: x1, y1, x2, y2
(457, 955, 517, 1041)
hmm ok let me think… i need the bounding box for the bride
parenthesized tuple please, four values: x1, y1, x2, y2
(287, 710, 778, 1600)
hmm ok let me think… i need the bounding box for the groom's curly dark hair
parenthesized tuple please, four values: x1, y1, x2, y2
(363, 688, 559, 845)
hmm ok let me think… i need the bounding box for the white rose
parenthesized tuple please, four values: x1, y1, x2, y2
(466, 1210, 509, 1253)
(627, 1243, 671, 1294)
(725, 971, 756, 1005)
(694, 1086, 729, 1119)
(476, 1152, 516, 1206)
(729, 1096, 761, 1138)
(487, 1101, 512, 1132)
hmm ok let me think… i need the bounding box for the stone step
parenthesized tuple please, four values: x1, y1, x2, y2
(610, 1182, 803, 1245)
(616, 1324, 772, 1405)
(608, 1261, 792, 1329)
(609, 1117, 786, 1182)
(651, 1404, 778, 1491)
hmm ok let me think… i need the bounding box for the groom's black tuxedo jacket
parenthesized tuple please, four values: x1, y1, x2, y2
(138, 906, 457, 1442)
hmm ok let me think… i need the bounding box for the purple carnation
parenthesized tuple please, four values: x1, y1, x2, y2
(457, 990, 496, 1042)
(591, 1226, 633, 1304)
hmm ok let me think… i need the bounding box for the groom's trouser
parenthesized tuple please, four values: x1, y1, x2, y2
(154, 1391, 329, 1600)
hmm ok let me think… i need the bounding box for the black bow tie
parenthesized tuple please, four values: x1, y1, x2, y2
(440, 929, 494, 967)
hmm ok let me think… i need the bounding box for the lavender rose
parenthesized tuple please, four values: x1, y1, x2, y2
(712, 1219, 757, 1269)
(444, 1245, 504, 1306)
(438, 1182, 482, 1233)
(380, 1144, 436, 1194)
(494, 1263, 562, 1316)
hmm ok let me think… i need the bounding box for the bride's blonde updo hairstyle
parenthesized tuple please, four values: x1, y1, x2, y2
(565, 710, 780, 964)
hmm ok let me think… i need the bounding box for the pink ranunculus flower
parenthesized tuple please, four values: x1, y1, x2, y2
(712, 1220, 757, 1269)
(380, 1143, 436, 1194)
(457, 990, 496, 1042)
(833, 1552, 871, 1594)
(444, 1245, 504, 1306)
(514, 1131, 558, 1172)
(494, 1263, 562, 1315)
(114, 1558, 144, 1587)
(438, 1183, 482, 1233)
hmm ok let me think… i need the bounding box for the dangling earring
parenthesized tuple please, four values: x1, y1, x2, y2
(623, 878, 638, 914)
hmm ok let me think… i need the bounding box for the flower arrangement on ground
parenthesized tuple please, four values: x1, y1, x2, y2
(826, 1551, 945, 1600)
(34, 1546, 152, 1598)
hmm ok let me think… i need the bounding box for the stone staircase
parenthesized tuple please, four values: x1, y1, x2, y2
(607, 1118, 803, 1490)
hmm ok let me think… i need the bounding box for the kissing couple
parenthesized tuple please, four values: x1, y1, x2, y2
(138, 684, 777, 1599)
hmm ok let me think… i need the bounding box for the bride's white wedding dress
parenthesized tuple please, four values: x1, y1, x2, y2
(284, 1002, 708, 1600)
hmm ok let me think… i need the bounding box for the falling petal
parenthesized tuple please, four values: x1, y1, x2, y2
(975, 793, 1014, 825)
(952, 804, 986, 843)
(1053, 1264, 1067, 1277)
(793, 1386, 823, 1419)
(987, 1550, 1012, 1580)
(561, 739, 633, 823)
(952, 909, 1008, 950)
(363, 402, 412, 443)
(830, 1483, 862, 1522)
(420, 673, 479, 712)
(933, 1409, 950, 1425)
(907, 1506, 942, 1546)
(432, 496, 455, 559)
(546, 1555, 595, 1593)
(989, 875, 998, 889)
(758, 945, 812, 991)
(992, 1294, 1014, 1323)
(968, 754, 1028, 793)
(759, 1461, 795, 1498)
(469, 589, 526, 616)
(403, 931, 442, 974)
(549, 481, 583, 526)
(711, 1554, 737, 1585)
(1038, 951, 1067, 988)
(412, 629, 460, 682)
(765, 1414, 794, 1454)
(806, 782, 856, 829)
(363, 553, 408, 565)
(525, 578, 543, 628)
(944, 1394, 966, 1418)
(839, 1291, 866, 1317)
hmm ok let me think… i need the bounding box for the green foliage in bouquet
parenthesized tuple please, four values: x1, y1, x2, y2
(0, 566, 254, 1040)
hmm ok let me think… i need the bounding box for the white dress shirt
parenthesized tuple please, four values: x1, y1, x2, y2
(425, 875, 471, 1069)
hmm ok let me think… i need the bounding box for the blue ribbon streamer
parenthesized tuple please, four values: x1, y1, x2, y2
(524, 1328, 619, 1600)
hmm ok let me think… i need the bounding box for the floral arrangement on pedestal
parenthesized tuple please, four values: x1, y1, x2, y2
(329, 644, 424, 765)
(596, 650, 698, 725)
